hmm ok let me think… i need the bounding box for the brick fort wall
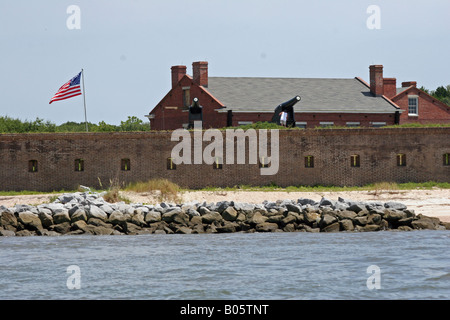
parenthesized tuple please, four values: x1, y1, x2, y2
(0, 128, 449, 192)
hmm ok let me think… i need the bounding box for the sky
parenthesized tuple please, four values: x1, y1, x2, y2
(1, 0, 449, 125)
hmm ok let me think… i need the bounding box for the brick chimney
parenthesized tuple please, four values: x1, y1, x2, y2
(402, 81, 417, 88)
(383, 78, 397, 99)
(193, 61, 208, 87)
(369, 65, 384, 96)
(171, 65, 186, 89)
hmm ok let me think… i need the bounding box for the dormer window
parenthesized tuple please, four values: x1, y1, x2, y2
(182, 87, 191, 107)
(408, 96, 418, 115)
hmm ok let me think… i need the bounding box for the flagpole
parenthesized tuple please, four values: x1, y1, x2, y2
(81, 68, 88, 132)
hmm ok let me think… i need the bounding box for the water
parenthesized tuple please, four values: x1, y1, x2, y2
(1, 231, 449, 300)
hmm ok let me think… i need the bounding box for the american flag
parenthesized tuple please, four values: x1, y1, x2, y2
(49, 72, 82, 104)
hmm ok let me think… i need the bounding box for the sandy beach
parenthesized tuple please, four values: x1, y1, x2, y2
(1, 188, 449, 222)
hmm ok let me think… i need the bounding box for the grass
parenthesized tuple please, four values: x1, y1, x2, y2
(1, 180, 448, 201)
(124, 178, 181, 203)
(194, 181, 450, 193)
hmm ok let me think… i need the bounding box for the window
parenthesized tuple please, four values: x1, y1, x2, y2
(320, 122, 334, 127)
(305, 155, 314, 168)
(238, 121, 253, 126)
(182, 87, 191, 107)
(167, 157, 176, 170)
(372, 122, 386, 128)
(213, 157, 223, 169)
(346, 122, 360, 127)
(259, 156, 268, 168)
(444, 153, 450, 166)
(121, 158, 130, 171)
(28, 160, 38, 172)
(408, 96, 418, 115)
(350, 155, 360, 167)
(397, 154, 406, 166)
(75, 159, 84, 172)
(295, 122, 307, 129)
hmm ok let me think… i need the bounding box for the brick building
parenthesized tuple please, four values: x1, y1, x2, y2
(147, 62, 450, 130)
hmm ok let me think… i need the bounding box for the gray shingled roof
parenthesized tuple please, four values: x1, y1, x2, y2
(205, 77, 399, 113)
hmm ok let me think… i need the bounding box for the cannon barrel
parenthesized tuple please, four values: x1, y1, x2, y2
(189, 97, 202, 114)
(279, 95, 301, 111)
(271, 95, 301, 126)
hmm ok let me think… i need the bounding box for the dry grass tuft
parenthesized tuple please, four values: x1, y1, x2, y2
(125, 178, 181, 203)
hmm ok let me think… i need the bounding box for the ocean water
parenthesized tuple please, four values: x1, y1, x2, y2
(0, 231, 449, 300)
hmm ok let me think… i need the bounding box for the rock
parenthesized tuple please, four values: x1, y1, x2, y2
(266, 215, 284, 224)
(88, 218, 112, 228)
(1, 211, 18, 231)
(303, 210, 320, 224)
(99, 204, 114, 215)
(282, 223, 296, 232)
(71, 209, 87, 223)
(14, 204, 38, 214)
(233, 202, 256, 214)
(247, 212, 267, 225)
(285, 203, 302, 214)
(216, 221, 237, 233)
(38, 211, 54, 229)
(18, 212, 43, 231)
(176, 226, 192, 234)
(255, 222, 279, 232)
(16, 229, 33, 236)
(216, 201, 231, 213)
(322, 222, 340, 232)
(297, 198, 317, 206)
(186, 208, 200, 218)
(0, 229, 16, 236)
(222, 206, 238, 221)
(319, 214, 337, 228)
(397, 217, 414, 227)
(108, 211, 127, 225)
(123, 222, 142, 235)
(281, 214, 297, 226)
(161, 209, 188, 226)
(367, 213, 382, 225)
(71, 220, 87, 231)
(131, 211, 146, 227)
(411, 217, 439, 230)
(87, 205, 107, 221)
(92, 226, 114, 235)
(385, 202, 407, 211)
(397, 225, 413, 231)
(340, 219, 354, 231)
(303, 225, 321, 233)
(53, 210, 71, 225)
(356, 224, 381, 232)
(336, 210, 357, 220)
(319, 197, 334, 207)
(52, 222, 71, 234)
(348, 203, 366, 213)
(145, 210, 162, 224)
(197, 206, 211, 215)
(354, 216, 368, 226)
(383, 210, 406, 222)
(201, 211, 223, 224)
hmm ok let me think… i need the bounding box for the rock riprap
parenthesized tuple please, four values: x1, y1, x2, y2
(0, 192, 449, 236)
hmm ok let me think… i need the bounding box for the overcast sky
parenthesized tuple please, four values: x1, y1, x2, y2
(1, 0, 449, 125)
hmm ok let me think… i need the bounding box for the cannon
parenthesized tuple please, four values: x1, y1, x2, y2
(188, 97, 203, 128)
(271, 95, 301, 127)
